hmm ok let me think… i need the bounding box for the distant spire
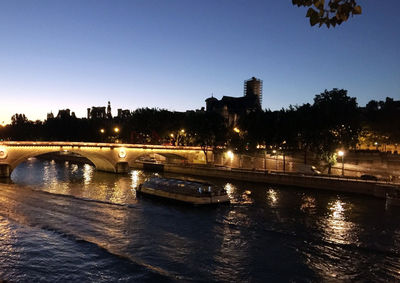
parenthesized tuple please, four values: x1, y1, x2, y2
(107, 101, 112, 119)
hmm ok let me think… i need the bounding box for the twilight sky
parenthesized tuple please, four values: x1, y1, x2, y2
(0, 0, 399, 123)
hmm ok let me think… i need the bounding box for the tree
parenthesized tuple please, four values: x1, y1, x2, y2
(293, 0, 362, 28)
(309, 89, 360, 173)
(185, 111, 226, 163)
(362, 97, 400, 145)
(11, 113, 29, 125)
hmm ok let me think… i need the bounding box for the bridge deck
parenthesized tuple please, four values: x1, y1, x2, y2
(0, 141, 205, 151)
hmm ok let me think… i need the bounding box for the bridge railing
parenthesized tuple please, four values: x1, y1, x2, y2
(0, 141, 207, 151)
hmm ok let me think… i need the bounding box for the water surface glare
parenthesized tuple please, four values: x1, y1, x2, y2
(0, 158, 400, 281)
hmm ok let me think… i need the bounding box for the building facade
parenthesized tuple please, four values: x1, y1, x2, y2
(205, 77, 263, 127)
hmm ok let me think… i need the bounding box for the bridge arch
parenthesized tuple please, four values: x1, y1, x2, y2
(0, 142, 211, 177)
(8, 150, 117, 175)
(133, 152, 188, 164)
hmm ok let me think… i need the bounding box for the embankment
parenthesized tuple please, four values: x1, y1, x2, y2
(132, 163, 400, 199)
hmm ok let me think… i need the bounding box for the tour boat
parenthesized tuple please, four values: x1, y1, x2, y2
(137, 177, 230, 205)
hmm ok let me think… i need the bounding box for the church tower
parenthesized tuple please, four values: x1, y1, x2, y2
(107, 101, 112, 119)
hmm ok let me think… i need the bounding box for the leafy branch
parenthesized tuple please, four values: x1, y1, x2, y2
(293, 0, 362, 28)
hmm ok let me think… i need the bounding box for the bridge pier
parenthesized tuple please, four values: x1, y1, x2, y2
(0, 164, 11, 178)
(115, 162, 130, 174)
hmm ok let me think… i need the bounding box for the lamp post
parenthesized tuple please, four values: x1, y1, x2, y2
(338, 150, 344, 176)
(227, 150, 234, 167)
(113, 127, 120, 143)
(272, 149, 277, 170)
(99, 128, 105, 142)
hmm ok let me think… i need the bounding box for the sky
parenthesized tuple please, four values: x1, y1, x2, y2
(0, 0, 399, 123)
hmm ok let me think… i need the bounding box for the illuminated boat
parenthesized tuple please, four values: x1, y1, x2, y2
(137, 177, 230, 205)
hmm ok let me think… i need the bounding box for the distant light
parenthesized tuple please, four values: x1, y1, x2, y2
(233, 127, 240, 133)
(118, 148, 127, 158)
(114, 127, 120, 133)
(100, 128, 105, 134)
(272, 150, 277, 154)
(180, 129, 185, 133)
(170, 133, 174, 137)
(374, 142, 378, 146)
(338, 150, 344, 157)
(227, 150, 234, 160)
(0, 146, 7, 159)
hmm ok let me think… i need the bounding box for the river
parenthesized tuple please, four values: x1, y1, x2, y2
(0, 157, 399, 282)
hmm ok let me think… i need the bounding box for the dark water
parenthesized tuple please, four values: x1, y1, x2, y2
(1, 158, 400, 282)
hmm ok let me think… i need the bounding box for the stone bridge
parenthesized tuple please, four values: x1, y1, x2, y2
(0, 141, 212, 177)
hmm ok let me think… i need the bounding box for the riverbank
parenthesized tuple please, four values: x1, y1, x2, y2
(132, 162, 400, 200)
(26, 153, 400, 200)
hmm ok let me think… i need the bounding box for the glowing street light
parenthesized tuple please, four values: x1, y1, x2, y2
(100, 128, 105, 134)
(227, 150, 234, 160)
(338, 150, 345, 176)
(233, 127, 240, 133)
(114, 127, 120, 133)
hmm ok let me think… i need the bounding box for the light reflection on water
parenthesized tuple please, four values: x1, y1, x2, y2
(322, 199, 358, 245)
(267, 188, 278, 206)
(300, 195, 316, 214)
(1, 158, 399, 281)
(83, 164, 93, 186)
(223, 183, 235, 200)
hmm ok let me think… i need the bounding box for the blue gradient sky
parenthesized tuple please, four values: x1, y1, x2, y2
(1, 0, 399, 123)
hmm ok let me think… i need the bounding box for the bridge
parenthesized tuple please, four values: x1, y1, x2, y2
(0, 141, 212, 177)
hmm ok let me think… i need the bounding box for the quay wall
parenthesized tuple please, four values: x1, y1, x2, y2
(132, 163, 399, 199)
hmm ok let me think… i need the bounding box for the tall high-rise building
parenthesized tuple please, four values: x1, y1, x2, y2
(244, 77, 262, 107)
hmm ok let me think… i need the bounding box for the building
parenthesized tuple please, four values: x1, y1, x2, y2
(117, 109, 131, 119)
(87, 101, 112, 119)
(47, 112, 54, 119)
(56, 109, 76, 119)
(205, 77, 263, 127)
(244, 77, 263, 107)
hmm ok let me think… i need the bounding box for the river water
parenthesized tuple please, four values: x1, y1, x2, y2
(0, 157, 400, 282)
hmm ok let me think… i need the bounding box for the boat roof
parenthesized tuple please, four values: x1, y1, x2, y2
(146, 177, 213, 186)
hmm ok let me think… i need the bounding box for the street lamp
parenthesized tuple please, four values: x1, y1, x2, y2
(227, 150, 234, 167)
(338, 150, 345, 176)
(114, 127, 120, 133)
(272, 150, 278, 170)
(100, 128, 105, 134)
